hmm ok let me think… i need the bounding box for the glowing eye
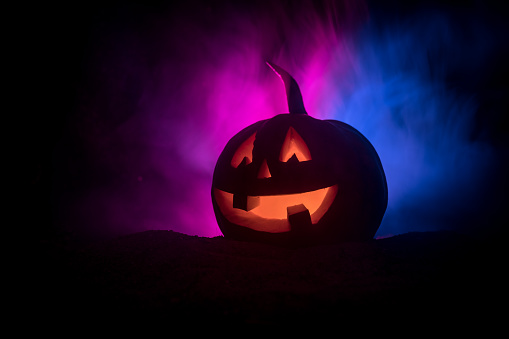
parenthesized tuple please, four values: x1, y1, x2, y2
(279, 127, 312, 162)
(231, 132, 256, 168)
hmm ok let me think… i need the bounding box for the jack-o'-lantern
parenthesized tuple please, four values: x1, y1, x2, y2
(211, 62, 387, 246)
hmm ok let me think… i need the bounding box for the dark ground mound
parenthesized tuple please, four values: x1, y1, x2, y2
(32, 230, 504, 325)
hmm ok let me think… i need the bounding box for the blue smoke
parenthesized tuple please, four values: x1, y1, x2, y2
(45, 1, 507, 242)
(330, 9, 503, 237)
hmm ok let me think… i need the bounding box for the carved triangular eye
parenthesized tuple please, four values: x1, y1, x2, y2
(279, 127, 312, 162)
(257, 159, 272, 178)
(231, 132, 256, 168)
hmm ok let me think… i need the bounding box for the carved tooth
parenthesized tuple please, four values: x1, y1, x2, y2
(287, 204, 312, 231)
(233, 194, 260, 211)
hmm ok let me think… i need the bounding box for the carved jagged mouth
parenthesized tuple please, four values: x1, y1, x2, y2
(214, 185, 338, 233)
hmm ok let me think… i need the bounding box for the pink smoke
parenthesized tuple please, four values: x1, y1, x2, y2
(52, 1, 504, 241)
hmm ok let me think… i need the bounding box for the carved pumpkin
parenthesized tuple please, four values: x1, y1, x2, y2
(212, 62, 387, 246)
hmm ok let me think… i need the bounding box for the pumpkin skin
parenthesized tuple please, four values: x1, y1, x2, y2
(212, 63, 387, 246)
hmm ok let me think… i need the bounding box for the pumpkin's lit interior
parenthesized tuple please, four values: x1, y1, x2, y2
(214, 185, 338, 233)
(218, 127, 337, 233)
(280, 127, 311, 162)
(257, 159, 271, 178)
(231, 132, 256, 168)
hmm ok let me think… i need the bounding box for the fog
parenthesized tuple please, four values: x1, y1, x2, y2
(49, 1, 508, 241)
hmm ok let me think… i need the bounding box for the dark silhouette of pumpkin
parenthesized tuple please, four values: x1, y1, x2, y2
(212, 62, 387, 246)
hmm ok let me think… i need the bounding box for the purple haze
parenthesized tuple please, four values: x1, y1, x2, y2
(52, 1, 507, 241)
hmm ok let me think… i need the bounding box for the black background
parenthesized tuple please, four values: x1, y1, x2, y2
(19, 0, 508, 326)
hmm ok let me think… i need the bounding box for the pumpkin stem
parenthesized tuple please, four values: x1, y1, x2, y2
(266, 61, 307, 115)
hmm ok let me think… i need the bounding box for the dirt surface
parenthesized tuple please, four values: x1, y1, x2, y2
(31, 230, 503, 324)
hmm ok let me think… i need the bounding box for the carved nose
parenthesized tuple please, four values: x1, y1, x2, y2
(257, 159, 271, 179)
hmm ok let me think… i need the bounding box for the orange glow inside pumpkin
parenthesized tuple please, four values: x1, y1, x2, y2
(257, 159, 272, 178)
(250, 186, 332, 219)
(214, 185, 338, 233)
(220, 126, 336, 233)
(280, 127, 312, 162)
(231, 132, 256, 168)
